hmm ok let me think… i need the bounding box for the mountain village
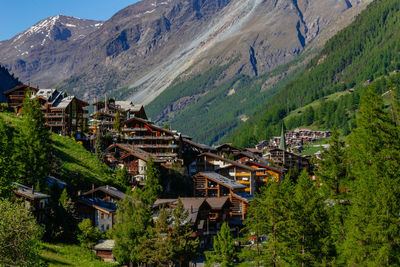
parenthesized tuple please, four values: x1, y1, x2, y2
(2, 82, 331, 263)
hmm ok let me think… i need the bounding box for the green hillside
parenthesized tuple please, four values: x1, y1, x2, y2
(146, 53, 309, 145)
(228, 0, 400, 147)
(0, 112, 114, 189)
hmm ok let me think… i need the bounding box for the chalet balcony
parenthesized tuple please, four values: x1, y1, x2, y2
(122, 128, 148, 132)
(45, 113, 68, 118)
(122, 136, 174, 140)
(136, 144, 178, 149)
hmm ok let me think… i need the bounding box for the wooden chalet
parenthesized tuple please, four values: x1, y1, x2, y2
(214, 143, 241, 157)
(35, 89, 89, 135)
(193, 172, 250, 220)
(244, 161, 284, 182)
(91, 98, 147, 131)
(193, 152, 266, 194)
(76, 197, 117, 232)
(105, 143, 168, 182)
(13, 183, 50, 223)
(3, 84, 38, 111)
(121, 117, 182, 159)
(264, 148, 311, 172)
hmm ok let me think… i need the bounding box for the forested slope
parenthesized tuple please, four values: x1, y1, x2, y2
(229, 0, 400, 147)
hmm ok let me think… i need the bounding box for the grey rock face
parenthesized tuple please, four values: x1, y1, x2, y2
(0, 0, 371, 103)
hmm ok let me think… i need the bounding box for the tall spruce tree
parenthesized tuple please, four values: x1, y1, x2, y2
(285, 170, 332, 266)
(14, 91, 50, 187)
(142, 156, 163, 205)
(0, 117, 15, 198)
(343, 86, 400, 265)
(206, 222, 237, 267)
(317, 129, 349, 262)
(113, 110, 121, 133)
(240, 180, 291, 266)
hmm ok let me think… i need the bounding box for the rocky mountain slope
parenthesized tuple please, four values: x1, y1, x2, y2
(0, 15, 103, 88)
(0, 0, 371, 105)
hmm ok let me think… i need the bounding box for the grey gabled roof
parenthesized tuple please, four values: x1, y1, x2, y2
(82, 185, 126, 200)
(198, 172, 246, 190)
(79, 197, 117, 213)
(14, 183, 50, 200)
(93, 239, 115, 251)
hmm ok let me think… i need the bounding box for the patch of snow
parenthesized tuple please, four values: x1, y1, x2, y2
(30, 45, 34, 48)
(21, 51, 29, 56)
(94, 23, 103, 27)
(65, 23, 76, 27)
(144, 9, 155, 14)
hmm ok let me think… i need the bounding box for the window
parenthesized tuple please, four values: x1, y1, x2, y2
(101, 213, 104, 219)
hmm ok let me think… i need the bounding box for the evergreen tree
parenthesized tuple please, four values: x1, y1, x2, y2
(115, 165, 131, 187)
(170, 198, 199, 265)
(113, 189, 154, 265)
(0, 117, 15, 198)
(136, 207, 173, 265)
(206, 222, 237, 267)
(77, 218, 102, 248)
(317, 130, 349, 263)
(0, 199, 43, 266)
(285, 170, 332, 266)
(343, 87, 400, 265)
(240, 180, 291, 266)
(113, 110, 121, 133)
(142, 156, 163, 205)
(14, 91, 50, 187)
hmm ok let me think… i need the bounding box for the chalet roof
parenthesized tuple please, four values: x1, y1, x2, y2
(3, 84, 39, 95)
(52, 95, 74, 109)
(115, 101, 144, 112)
(233, 192, 253, 203)
(36, 89, 58, 101)
(206, 197, 229, 209)
(245, 148, 263, 154)
(79, 198, 117, 213)
(93, 239, 115, 251)
(123, 117, 176, 136)
(198, 152, 258, 172)
(106, 143, 165, 163)
(46, 176, 67, 189)
(14, 183, 50, 200)
(245, 161, 283, 174)
(197, 172, 246, 190)
(82, 185, 126, 200)
(183, 138, 215, 152)
(153, 198, 209, 224)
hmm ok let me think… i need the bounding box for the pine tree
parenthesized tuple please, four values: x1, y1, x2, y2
(113, 110, 121, 133)
(170, 198, 199, 265)
(285, 170, 332, 266)
(206, 222, 237, 267)
(0, 117, 15, 199)
(240, 180, 291, 266)
(343, 86, 400, 265)
(142, 156, 162, 205)
(115, 165, 131, 187)
(317, 129, 349, 263)
(14, 90, 50, 187)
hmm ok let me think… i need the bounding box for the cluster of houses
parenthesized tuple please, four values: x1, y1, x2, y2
(266, 128, 332, 152)
(3, 84, 314, 261)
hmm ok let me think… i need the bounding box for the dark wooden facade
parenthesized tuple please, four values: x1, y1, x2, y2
(3, 84, 38, 111)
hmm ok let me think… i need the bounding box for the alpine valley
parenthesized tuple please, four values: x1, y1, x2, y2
(0, 0, 372, 144)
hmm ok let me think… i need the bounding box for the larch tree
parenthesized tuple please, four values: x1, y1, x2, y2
(14, 90, 50, 187)
(206, 222, 237, 267)
(317, 129, 349, 262)
(113, 110, 121, 133)
(343, 86, 400, 265)
(285, 169, 332, 266)
(0, 117, 15, 198)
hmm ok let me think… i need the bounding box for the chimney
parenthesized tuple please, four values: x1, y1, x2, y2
(191, 205, 193, 213)
(31, 186, 34, 196)
(92, 184, 95, 198)
(106, 185, 109, 190)
(77, 190, 81, 197)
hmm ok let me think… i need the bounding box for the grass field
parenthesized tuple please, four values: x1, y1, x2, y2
(0, 111, 114, 189)
(41, 243, 116, 267)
